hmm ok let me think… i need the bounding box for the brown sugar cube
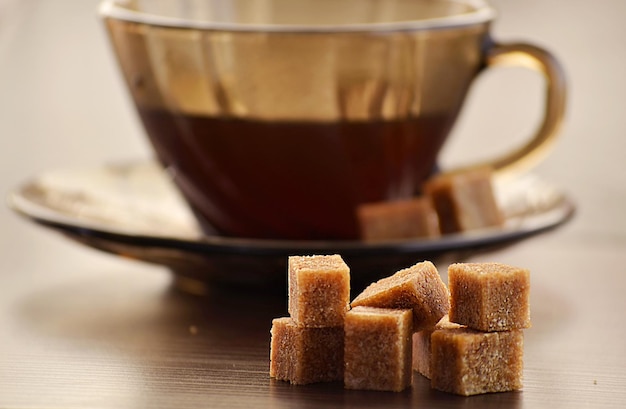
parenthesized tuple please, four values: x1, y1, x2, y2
(449, 262, 531, 332)
(351, 261, 450, 331)
(430, 328, 524, 396)
(423, 167, 504, 234)
(344, 306, 413, 392)
(357, 197, 440, 241)
(269, 317, 344, 385)
(412, 315, 462, 379)
(288, 255, 350, 327)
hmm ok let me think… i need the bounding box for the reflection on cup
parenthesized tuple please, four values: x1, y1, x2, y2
(100, 0, 566, 240)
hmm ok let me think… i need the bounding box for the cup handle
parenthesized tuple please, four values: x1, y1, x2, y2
(473, 40, 567, 176)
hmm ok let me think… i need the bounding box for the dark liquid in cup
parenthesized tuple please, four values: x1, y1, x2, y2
(138, 107, 454, 240)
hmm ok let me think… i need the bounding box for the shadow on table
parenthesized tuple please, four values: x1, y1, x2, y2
(268, 374, 522, 409)
(14, 269, 286, 355)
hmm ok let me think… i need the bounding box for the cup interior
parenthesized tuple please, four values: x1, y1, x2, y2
(100, 0, 495, 31)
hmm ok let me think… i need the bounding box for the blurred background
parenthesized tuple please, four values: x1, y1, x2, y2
(1, 0, 625, 283)
(1, 1, 626, 407)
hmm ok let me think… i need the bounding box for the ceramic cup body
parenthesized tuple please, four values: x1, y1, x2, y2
(101, 0, 566, 240)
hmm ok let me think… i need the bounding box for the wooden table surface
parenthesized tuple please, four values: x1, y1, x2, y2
(1, 0, 626, 407)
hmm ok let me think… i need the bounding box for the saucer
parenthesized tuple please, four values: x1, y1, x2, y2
(9, 160, 575, 293)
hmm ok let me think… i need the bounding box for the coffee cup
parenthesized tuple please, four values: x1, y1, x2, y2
(100, 0, 566, 240)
